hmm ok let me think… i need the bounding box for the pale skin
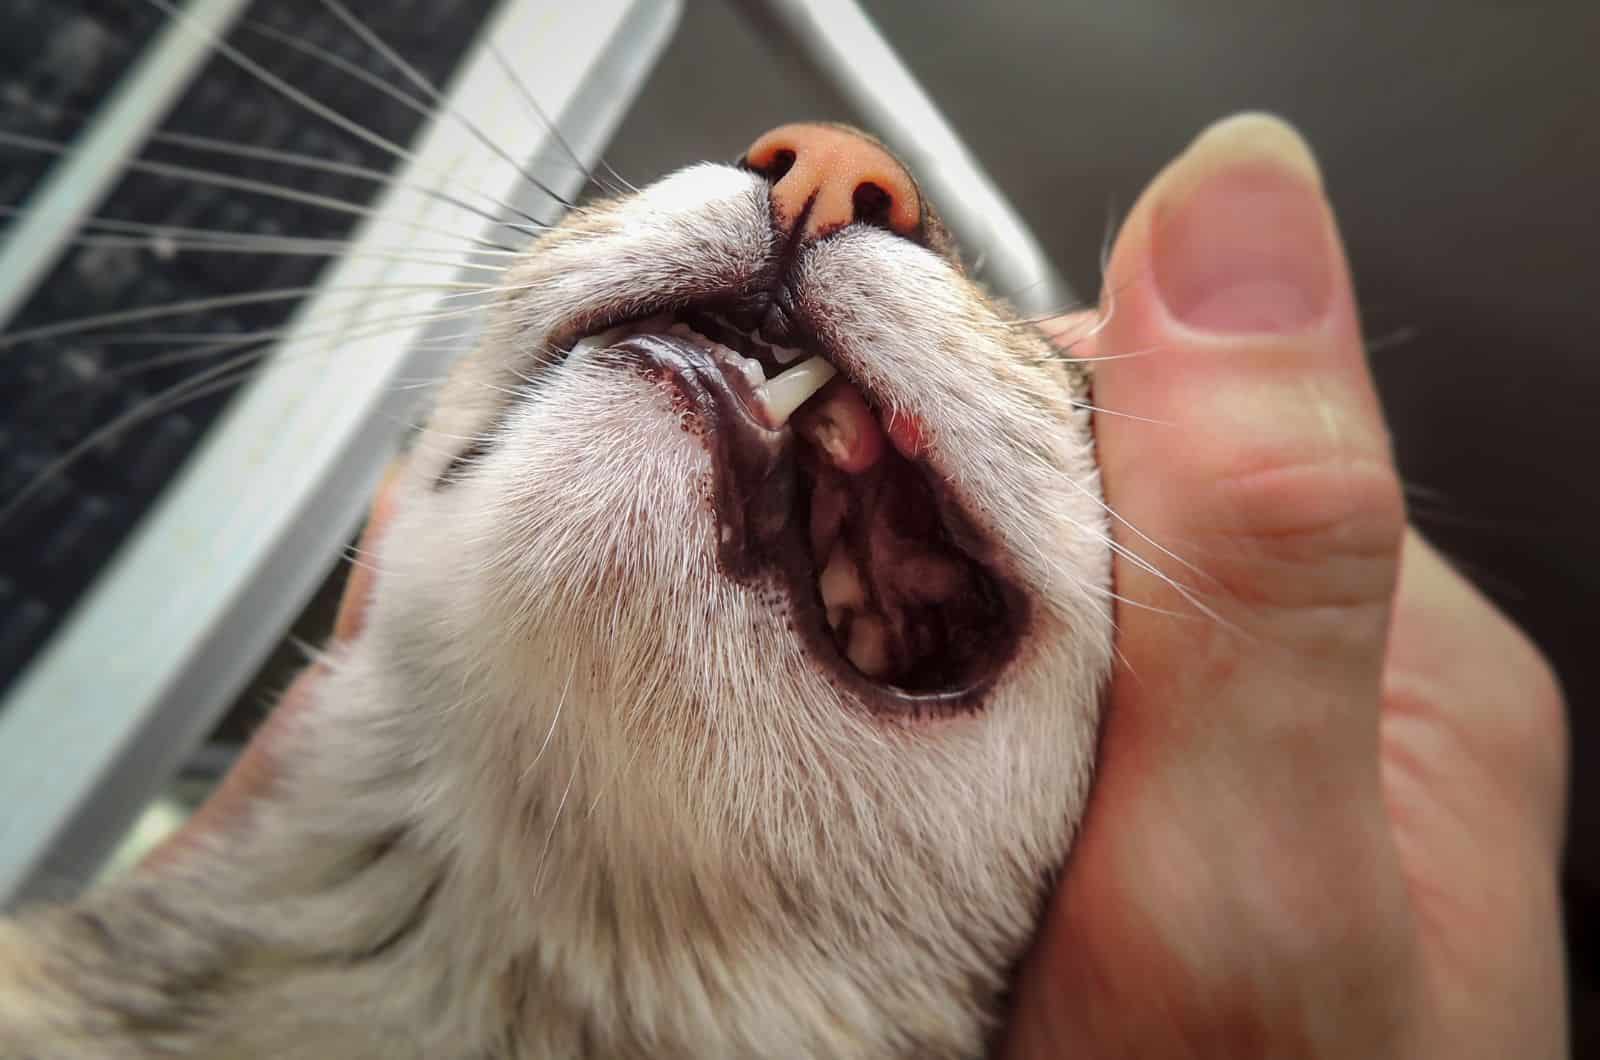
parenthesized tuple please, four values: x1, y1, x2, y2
(152, 114, 1570, 1057)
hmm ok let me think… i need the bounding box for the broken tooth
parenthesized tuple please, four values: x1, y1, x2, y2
(813, 420, 851, 467)
(794, 379, 885, 474)
(755, 355, 836, 426)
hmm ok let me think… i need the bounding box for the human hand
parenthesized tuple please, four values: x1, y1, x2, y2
(1004, 114, 1568, 1057)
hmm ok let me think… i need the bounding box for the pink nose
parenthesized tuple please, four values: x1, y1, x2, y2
(744, 123, 922, 243)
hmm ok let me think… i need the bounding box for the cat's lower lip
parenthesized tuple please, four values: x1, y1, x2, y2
(581, 328, 1023, 717)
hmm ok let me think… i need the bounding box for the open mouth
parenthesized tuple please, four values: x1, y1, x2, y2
(567, 308, 1021, 714)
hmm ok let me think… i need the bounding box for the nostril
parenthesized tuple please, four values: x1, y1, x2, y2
(851, 182, 894, 229)
(754, 148, 796, 183)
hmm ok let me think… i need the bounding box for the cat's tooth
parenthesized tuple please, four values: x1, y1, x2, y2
(793, 379, 885, 473)
(847, 614, 891, 677)
(755, 355, 836, 426)
(819, 545, 866, 612)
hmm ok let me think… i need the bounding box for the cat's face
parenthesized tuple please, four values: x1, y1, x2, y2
(364, 128, 1113, 1051)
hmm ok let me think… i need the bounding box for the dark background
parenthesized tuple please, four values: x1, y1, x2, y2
(602, 0, 1598, 1045)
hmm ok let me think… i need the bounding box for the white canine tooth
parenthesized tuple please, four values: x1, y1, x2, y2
(770, 342, 806, 366)
(755, 355, 836, 426)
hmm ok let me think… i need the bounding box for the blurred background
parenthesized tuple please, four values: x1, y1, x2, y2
(2, 0, 1596, 1048)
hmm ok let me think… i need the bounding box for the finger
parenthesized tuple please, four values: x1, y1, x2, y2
(1383, 530, 1567, 858)
(1003, 118, 1419, 1058)
(1092, 113, 1405, 793)
(1376, 531, 1568, 1056)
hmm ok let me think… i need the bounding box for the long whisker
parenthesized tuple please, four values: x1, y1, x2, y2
(0, 281, 491, 350)
(1366, 326, 1419, 355)
(0, 132, 518, 256)
(316, 0, 576, 214)
(0, 131, 523, 253)
(1060, 473, 1235, 631)
(0, 207, 522, 260)
(233, 17, 551, 231)
(4, 90, 546, 237)
(1069, 400, 1171, 425)
(42, 232, 508, 275)
(141, 0, 549, 235)
(99, 301, 495, 378)
(140, 127, 543, 238)
(519, 662, 575, 785)
(139, 0, 410, 163)
(2, 301, 506, 524)
(0, 354, 263, 524)
(1063, 345, 1168, 364)
(484, 40, 633, 197)
(238, 16, 432, 116)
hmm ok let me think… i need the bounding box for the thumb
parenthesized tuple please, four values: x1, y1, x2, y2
(1004, 115, 1421, 1058)
(1093, 113, 1405, 802)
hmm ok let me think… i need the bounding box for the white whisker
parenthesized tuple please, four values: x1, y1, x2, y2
(234, 16, 552, 232)
(0, 282, 493, 350)
(45, 232, 508, 275)
(1070, 400, 1173, 425)
(144, 0, 427, 175)
(519, 662, 575, 785)
(484, 40, 634, 197)
(0, 206, 523, 259)
(0, 355, 260, 524)
(96, 301, 490, 378)
(316, 0, 575, 214)
(0, 130, 522, 252)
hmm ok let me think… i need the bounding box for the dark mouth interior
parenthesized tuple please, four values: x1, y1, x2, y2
(636, 307, 1020, 711)
(797, 430, 1012, 695)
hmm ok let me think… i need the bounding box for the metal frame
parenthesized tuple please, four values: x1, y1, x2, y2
(0, 0, 255, 330)
(0, 0, 683, 903)
(734, 0, 1073, 317)
(0, 0, 1061, 904)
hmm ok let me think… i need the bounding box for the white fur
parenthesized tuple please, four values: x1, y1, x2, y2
(1, 163, 1112, 1059)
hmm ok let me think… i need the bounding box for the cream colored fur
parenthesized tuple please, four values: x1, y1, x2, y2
(0, 163, 1112, 1058)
